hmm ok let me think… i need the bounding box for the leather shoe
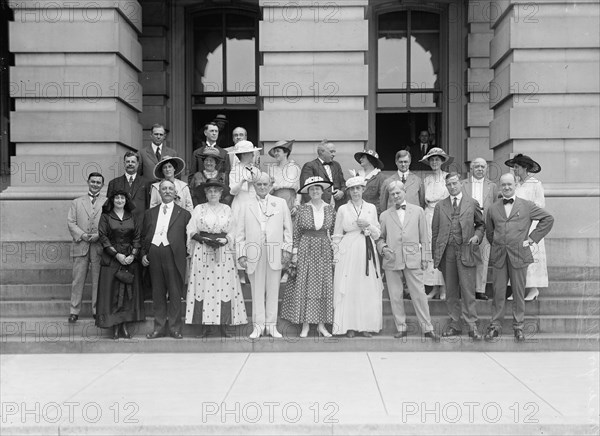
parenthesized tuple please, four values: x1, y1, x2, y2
(484, 327, 500, 341)
(361, 331, 372, 338)
(424, 331, 439, 341)
(170, 331, 183, 339)
(68, 314, 78, 323)
(219, 325, 232, 338)
(346, 330, 355, 338)
(468, 330, 482, 341)
(442, 327, 462, 337)
(112, 325, 120, 340)
(120, 323, 131, 339)
(394, 331, 408, 339)
(146, 330, 164, 339)
(475, 292, 489, 300)
(514, 329, 525, 342)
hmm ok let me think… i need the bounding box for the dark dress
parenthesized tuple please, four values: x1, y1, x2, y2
(281, 203, 335, 324)
(96, 211, 145, 328)
(362, 171, 387, 217)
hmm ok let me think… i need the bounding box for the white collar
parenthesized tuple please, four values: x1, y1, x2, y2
(452, 192, 463, 202)
(397, 170, 410, 178)
(364, 168, 381, 180)
(161, 202, 174, 210)
(472, 177, 484, 183)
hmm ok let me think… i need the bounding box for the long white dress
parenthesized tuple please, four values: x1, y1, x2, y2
(423, 171, 448, 286)
(185, 203, 248, 325)
(516, 176, 548, 288)
(332, 201, 383, 334)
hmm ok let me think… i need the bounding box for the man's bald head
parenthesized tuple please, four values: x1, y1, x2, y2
(499, 173, 517, 198)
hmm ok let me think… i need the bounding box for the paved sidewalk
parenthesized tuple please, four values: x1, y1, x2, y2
(1, 352, 598, 435)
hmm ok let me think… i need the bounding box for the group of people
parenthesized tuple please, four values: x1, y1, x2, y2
(66, 120, 554, 342)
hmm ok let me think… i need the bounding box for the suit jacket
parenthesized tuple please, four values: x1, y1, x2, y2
(141, 203, 191, 284)
(462, 178, 498, 218)
(138, 144, 179, 180)
(67, 194, 107, 257)
(377, 203, 430, 270)
(107, 174, 151, 225)
(486, 197, 554, 269)
(300, 159, 346, 208)
(408, 143, 434, 170)
(236, 195, 293, 275)
(189, 142, 231, 179)
(431, 196, 485, 268)
(380, 172, 425, 211)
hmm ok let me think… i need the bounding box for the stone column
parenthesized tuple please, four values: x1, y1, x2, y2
(489, 0, 600, 276)
(1, 1, 143, 272)
(258, 0, 368, 170)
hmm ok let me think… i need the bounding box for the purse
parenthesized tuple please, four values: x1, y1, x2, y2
(115, 266, 134, 284)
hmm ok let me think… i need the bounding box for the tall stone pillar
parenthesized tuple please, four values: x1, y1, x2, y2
(489, 1, 600, 276)
(258, 0, 369, 170)
(1, 1, 143, 277)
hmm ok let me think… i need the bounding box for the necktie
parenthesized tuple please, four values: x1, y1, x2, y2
(323, 162, 332, 166)
(155, 146, 161, 162)
(89, 193, 97, 205)
(163, 204, 168, 214)
(503, 198, 514, 205)
(128, 176, 133, 187)
(453, 196, 458, 211)
(422, 144, 427, 155)
(395, 204, 406, 210)
(401, 174, 406, 184)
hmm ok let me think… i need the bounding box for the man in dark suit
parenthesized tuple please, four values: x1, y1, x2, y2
(299, 141, 346, 209)
(462, 158, 498, 300)
(107, 151, 150, 225)
(139, 124, 178, 180)
(190, 122, 231, 177)
(381, 150, 425, 211)
(141, 179, 191, 339)
(432, 172, 485, 340)
(408, 130, 435, 171)
(485, 173, 554, 342)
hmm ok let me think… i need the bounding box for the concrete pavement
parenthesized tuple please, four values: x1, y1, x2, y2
(1, 352, 598, 435)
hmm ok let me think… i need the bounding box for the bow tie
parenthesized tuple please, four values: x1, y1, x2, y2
(395, 204, 406, 210)
(88, 193, 99, 198)
(322, 162, 332, 166)
(503, 198, 514, 205)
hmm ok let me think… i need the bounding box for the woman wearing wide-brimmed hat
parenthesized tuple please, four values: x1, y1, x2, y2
(506, 154, 547, 301)
(353, 149, 387, 216)
(189, 147, 231, 206)
(267, 140, 302, 216)
(332, 176, 383, 338)
(420, 147, 454, 300)
(185, 178, 247, 337)
(149, 156, 194, 213)
(280, 176, 336, 338)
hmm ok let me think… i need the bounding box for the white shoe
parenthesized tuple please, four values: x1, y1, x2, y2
(317, 323, 331, 338)
(249, 326, 262, 339)
(525, 288, 539, 301)
(268, 327, 283, 338)
(280, 273, 288, 283)
(507, 294, 513, 301)
(299, 323, 310, 338)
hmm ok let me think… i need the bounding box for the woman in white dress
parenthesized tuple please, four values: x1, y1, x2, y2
(332, 176, 383, 338)
(149, 156, 194, 213)
(228, 140, 263, 223)
(185, 179, 248, 337)
(419, 147, 454, 300)
(267, 139, 301, 217)
(506, 154, 547, 301)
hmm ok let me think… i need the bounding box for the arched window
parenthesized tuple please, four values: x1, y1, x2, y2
(190, 8, 258, 148)
(375, 8, 444, 170)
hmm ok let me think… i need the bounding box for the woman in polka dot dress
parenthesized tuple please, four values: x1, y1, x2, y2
(185, 179, 247, 337)
(281, 177, 336, 338)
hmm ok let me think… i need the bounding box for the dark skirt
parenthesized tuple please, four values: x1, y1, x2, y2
(96, 261, 145, 328)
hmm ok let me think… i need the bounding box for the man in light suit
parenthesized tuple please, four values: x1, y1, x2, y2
(377, 181, 438, 340)
(462, 157, 498, 300)
(139, 124, 178, 180)
(107, 151, 150, 225)
(237, 172, 293, 339)
(485, 173, 554, 342)
(300, 141, 346, 210)
(141, 179, 191, 339)
(380, 150, 425, 212)
(67, 172, 107, 323)
(432, 173, 485, 340)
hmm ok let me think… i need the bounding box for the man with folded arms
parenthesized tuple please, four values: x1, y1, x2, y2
(484, 173, 554, 342)
(432, 172, 485, 340)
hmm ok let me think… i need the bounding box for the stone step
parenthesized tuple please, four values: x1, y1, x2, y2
(1, 314, 598, 340)
(1, 280, 598, 300)
(1, 297, 597, 318)
(1, 330, 597, 353)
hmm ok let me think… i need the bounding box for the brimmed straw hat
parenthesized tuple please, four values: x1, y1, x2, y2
(298, 176, 333, 194)
(268, 140, 295, 158)
(153, 155, 186, 180)
(419, 147, 454, 166)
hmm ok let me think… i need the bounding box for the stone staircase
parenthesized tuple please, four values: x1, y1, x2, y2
(1, 266, 598, 353)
